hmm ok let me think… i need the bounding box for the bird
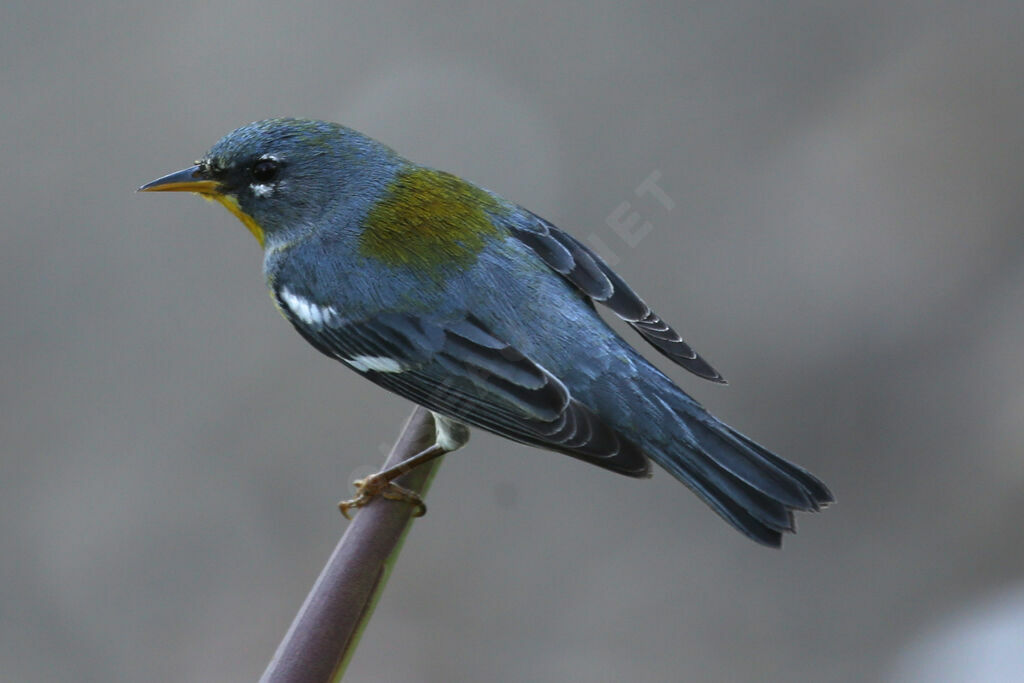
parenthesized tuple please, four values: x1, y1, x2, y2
(139, 118, 832, 547)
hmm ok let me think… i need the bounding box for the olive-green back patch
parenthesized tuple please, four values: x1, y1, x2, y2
(359, 167, 506, 270)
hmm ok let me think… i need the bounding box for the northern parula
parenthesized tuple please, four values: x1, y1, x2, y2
(140, 118, 831, 546)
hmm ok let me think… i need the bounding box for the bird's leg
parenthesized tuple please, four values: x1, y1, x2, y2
(339, 413, 469, 519)
(339, 444, 446, 519)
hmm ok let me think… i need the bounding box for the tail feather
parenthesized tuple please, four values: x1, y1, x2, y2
(724, 426, 834, 507)
(680, 465, 794, 547)
(688, 416, 827, 511)
(648, 395, 832, 547)
(675, 444, 798, 533)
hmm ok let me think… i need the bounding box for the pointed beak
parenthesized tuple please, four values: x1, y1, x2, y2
(137, 165, 221, 194)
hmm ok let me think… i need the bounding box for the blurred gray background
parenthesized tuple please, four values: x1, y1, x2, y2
(3, 1, 1024, 681)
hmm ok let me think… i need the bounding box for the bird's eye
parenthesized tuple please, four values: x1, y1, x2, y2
(251, 158, 280, 183)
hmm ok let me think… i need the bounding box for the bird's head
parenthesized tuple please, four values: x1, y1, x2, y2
(139, 118, 399, 248)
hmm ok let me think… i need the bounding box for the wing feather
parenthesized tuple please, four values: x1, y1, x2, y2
(512, 213, 726, 383)
(276, 295, 651, 477)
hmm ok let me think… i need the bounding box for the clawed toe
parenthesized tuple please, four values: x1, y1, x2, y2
(338, 475, 427, 519)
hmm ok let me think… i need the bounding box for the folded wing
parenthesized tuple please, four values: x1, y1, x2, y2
(511, 213, 725, 383)
(277, 293, 651, 477)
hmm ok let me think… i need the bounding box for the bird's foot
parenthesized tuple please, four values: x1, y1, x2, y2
(338, 474, 427, 519)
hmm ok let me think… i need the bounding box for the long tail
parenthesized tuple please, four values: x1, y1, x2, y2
(646, 392, 833, 547)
